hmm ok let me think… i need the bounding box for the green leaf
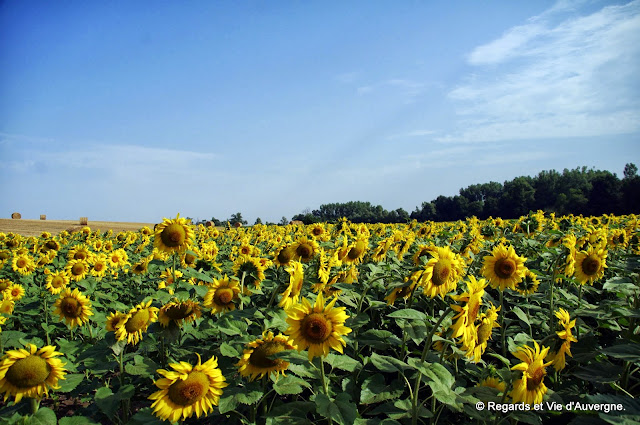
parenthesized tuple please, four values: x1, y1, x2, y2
(273, 375, 311, 395)
(512, 306, 531, 326)
(357, 329, 402, 349)
(369, 353, 409, 373)
(360, 374, 404, 404)
(58, 417, 100, 425)
(273, 350, 309, 365)
(315, 393, 357, 425)
(387, 308, 427, 321)
(325, 353, 362, 372)
(56, 374, 84, 393)
(127, 408, 165, 425)
(94, 385, 135, 421)
(219, 342, 240, 357)
(573, 363, 623, 383)
(407, 359, 460, 409)
(218, 394, 238, 414)
(94, 387, 117, 420)
(601, 344, 640, 362)
(25, 407, 57, 425)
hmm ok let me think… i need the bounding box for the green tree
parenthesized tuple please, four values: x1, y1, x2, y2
(228, 212, 248, 226)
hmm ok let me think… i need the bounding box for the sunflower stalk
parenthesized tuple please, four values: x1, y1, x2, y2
(499, 290, 506, 357)
(240, 271, 246, 310)
(30, 397, 40, 415)
(411, 306, 453, 425)
(353, 273, 395, 355)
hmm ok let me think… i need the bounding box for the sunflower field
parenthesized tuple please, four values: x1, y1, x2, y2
(0, 212, 639, 425)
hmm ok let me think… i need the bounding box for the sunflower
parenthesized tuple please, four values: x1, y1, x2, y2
(158, 299, 202, 328)
(465, 304, 500, 363)
(384, 281, 417, 306)
(509, 341, 553, 405)
(65, 259, 90, 282)
(342, 236, 368, 265)
(236, 331, 297, 381)
(115, 300, 159, 345)
(131, 256, 151, 275)
(149, 353, 227, 423)
(450, 276, 488, 350)
(67, 244, 92, 262)
(158, 269, 183, 292)
(45, 270, 70, 295)
(309, 223, 328, 241)
(272, 244, 296, 268)
(203, 276, 240, 314)
(481, 244, 527, 291)
(293, 237, 319, 262)
(285, 293, 352, 360)
(3, 284, 25, 301)
(153, 214, 195, 255)
(0, 343, 67, 403)
(478, 377, 506, 393)
(232, 256, 265, 289)
(412, 246, 464, 299)
(180, 251, 198, 269)
(105, 311, 126, 332)
(279, 261, 305, 310)
(107, 248, 129, 269)
(412, 244, 436, 266)
(90, 254, 109, 278)
(11, 254, 36, 275)
(0, 298, 15, 315)
(53, 288, 93, 328)
(0, 279, 11, 292)
(546, 308, 577, 371)
(514, 270, 540, 296)
(574, 246, 607, 285)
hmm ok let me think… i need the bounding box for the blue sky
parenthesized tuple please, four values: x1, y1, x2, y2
(1, 0, 639, 224)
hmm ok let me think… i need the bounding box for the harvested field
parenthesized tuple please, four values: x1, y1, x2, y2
(0, 218, 155, 236)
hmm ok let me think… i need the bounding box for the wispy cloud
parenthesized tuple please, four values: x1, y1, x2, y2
(440, 0, 640, 143)
(4, 144, 217, 180)
(387, 129, 436, 140)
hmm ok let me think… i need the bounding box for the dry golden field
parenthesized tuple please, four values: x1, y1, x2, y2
(0, 218, 155, 236)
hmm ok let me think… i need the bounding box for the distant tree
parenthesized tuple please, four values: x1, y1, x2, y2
(586, 171, 621, 215)
(624, 163, 638, 179)
(228, 212, 247, 226)
(622, 163, 640, 213)
(500, 177, 535, 217)
(279, 216, 289, 225)
(210, 217, 223, 226)
(254, 217, 263, 225)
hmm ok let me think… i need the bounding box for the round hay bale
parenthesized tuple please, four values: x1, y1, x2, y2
(234, 222, 242, 228)
(11, 212, 21, 219)
(40, 215, 46, 220)
(205, 221, 213, 227)
(79, 217, 88, 225)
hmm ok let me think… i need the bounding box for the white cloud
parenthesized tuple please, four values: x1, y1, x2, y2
(441, 0, 640, 143)
(387, 129, 436, 139)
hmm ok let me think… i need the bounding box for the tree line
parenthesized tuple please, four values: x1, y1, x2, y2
(289, 164, 640, 224)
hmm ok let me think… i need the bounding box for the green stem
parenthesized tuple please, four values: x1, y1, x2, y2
(499, 290, 506, 357)
(240, 271, 246, 310)
(577, 284, 583, 340)
(411, 307, 453, 425)
(30, 397, 40, 415)
(43, 296, 51, 346)
(118, 349, 125, 387)
(320, 356, 329, 395)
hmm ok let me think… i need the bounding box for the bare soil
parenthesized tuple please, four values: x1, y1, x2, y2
(0, 219, 155, 237)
